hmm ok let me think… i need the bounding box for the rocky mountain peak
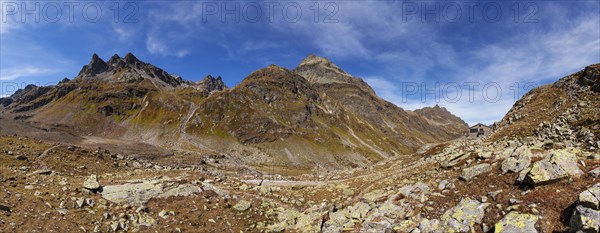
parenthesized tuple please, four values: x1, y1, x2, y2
(124, 52, 140, 65)
(107, 54, 122, 65)
(74, 53, 183, 87)
(77, 53, 109, 77)
(415, 104, 468, 129)
(296, 54, 349, 76)
(195, 75, 227, 92)
(294, 54, 376, 95)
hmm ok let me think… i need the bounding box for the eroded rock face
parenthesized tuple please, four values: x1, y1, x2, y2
(494, 212, 539, 233)
(525, 149, 583, 186)
(440, 198, 489, 232)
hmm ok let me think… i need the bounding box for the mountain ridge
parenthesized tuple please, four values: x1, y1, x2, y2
(0, 53, 469, 170)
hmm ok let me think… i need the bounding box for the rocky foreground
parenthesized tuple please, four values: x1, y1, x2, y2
(1, 130, 599, 232)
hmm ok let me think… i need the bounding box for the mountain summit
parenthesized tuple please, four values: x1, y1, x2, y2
(76, 53, 183, 88)
(294, 54, 376, 94)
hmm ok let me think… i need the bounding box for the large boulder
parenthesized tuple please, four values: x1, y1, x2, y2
(493, 212, 539, 233)
(570, 183, 600, 233)
(525, 149, 583, 186)
(101, 177, 203, 206)
(459, 163, 491, 181)
(578, 183, 600, 209)
(501, 148, 532, 174)
(440, 198, 489, 232)
(570, 205, 600, 233)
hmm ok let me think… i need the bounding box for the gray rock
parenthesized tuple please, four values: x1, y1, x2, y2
(419, 218, 440, 233)
(233, 200, 252, 211)
(83, 175, 100, 190)
(590, 167, 600, 178)
(347, 201, 371, 219)
(459, 163, 491, 181)
(579, 183, 600, 210)
(136, 213, 156, 227)
(494, 212, 539, 233)
(440, 198, 489, 232)
(438, 180, 450, 190)
(102, 182, 164, 206)
(516, 168, 531, 184)
(487, 190, 503, 201)
(56, 208, 68, 215)
(525, 149, 583, 186)
(101, 178, 203, 206)
(440, 152, 469, 168)
(570, 205, 600, 233)
(158, 209, 169, 218)
(27, 170, 53, 176)
(501, 153, 531, 174)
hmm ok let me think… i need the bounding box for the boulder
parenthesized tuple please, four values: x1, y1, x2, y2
(493, 212, 539, 233)
(233, 200, 252, 211)
(101, 178, 203, 206)
(579, 183, 600, 209)
(570, 205, 600, 233)
(102, 182, 163, 205)
(501, 153, 531, 174)
(440, 198, 489, 232)
(525, 149, 583, 186)
(83, 175, 101, 191)
(440, 152, 469, 168)
(459, 163, 491, 181)
(569, 183, 600, 233)
(347, 201, 371, 219)
(590, 167, 600, 178)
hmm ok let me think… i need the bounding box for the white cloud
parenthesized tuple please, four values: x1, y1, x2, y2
(146, 35, 190, 58)
(175, 50, 190, 58)
(113, 25, 134, 42)
(0, 66, 58, 81)
(146, 35, 168, 55)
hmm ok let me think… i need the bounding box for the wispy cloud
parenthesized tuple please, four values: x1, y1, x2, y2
(146, 35, 189, 58)
(0, 66, 59, 81)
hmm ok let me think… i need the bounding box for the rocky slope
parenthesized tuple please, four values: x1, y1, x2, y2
(492, 63, 600, 152)
(0, 53, 467, 170)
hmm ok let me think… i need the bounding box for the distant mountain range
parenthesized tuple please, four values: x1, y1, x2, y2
(0, 53, 468, 169)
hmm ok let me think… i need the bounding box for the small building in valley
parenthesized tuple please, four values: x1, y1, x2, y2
(468, 123, 492, 138)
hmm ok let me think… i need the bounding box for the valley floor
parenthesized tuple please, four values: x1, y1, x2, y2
(1, 130, 599, 232)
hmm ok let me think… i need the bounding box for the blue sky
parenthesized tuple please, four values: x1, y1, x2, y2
(1, 0, 599, 125)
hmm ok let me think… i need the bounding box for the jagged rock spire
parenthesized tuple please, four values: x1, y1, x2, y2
(196, 75, 227, 92)
(77, 53, 108, 77)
